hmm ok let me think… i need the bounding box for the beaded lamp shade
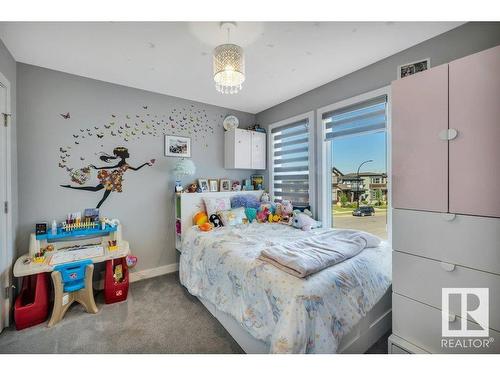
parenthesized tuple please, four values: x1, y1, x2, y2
(213, 43, 245, 94)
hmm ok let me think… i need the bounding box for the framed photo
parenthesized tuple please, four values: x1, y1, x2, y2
(220, 179, 231, 192)
(251, 174, 264, 190)
(209, 179, 219, 192)
(397, 58, 430, 79)
(165, 135, 191, 157)
(198, 179, 209, 192)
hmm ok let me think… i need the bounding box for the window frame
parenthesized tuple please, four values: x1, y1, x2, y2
(316, 86, 392, 242)
(267, 111, 316, 216)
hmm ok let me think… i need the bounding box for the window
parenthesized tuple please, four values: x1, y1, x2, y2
(321, 93, 389, 239)
(269, 113, 314, 210)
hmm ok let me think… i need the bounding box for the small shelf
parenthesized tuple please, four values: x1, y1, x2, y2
(36, 224, 117, 242)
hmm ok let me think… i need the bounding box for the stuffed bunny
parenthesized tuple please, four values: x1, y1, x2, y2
(291, 213, 322, 231)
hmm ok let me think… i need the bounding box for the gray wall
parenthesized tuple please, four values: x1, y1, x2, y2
(256, 22, 500, 209)
(16, 63, 256, 272)
(0, 39, 17, 257)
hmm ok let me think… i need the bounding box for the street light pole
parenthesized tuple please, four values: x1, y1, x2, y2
(356, 159, 373, 208)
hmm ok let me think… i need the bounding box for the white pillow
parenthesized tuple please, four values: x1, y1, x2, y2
(217, 207, 247, 226)
(204, 197, 231, 217)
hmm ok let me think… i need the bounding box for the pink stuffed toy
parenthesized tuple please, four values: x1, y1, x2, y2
(256, 207, 270, 222)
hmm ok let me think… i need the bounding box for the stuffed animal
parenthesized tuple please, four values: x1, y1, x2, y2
(268, 213, 281, 223)
(187, 183, 198, 193)
(209, 214, 223, 228)
(256, 207, 270, 222)
(198, 222, 213, 232)
(291, 213, 322, 231)
(193, 211, 208, 226)
(260, 192, 271, 203)
(232, 181, 242, 191)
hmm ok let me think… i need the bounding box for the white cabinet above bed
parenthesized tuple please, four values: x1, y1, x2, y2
(224, 129, 266, 170)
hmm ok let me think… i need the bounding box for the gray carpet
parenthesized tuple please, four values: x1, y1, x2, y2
(0, 273, 387, 354)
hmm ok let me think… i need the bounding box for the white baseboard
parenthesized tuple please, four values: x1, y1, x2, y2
(95, 262, 178, 290)
(129, 263, 179, 283)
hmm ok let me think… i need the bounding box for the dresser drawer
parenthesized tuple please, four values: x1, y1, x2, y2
(393, 293, 500, 353)
(393, 251, 500, 331)
(393, 209, 500, 275)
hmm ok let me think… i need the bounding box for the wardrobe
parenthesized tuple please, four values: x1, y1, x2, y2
(389, 45, 500, 353)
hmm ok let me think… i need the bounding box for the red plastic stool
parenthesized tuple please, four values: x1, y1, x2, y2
(14, 273, 50, 330)
(104, 257, 129, 304)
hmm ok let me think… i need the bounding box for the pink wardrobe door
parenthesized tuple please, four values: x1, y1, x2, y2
(391, 64, 448, 212)
(449, 45, 500, 218)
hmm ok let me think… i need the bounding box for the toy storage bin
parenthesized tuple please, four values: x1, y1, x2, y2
(14, 272, 50, 330)
(104, 257, 129, 304)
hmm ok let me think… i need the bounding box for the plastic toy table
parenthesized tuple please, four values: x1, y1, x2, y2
(13, 240, 130, 277)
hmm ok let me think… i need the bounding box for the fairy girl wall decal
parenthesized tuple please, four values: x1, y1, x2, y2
(61, 146, 155, 208)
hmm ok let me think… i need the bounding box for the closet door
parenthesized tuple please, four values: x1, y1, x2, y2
(391, 64, 449, 212)
(449, 45, 500, 218)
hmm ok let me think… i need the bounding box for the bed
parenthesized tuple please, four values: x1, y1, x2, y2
(176, 192, 392, 354)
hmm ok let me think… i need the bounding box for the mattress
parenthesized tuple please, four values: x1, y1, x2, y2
(179, 222, 392, 353)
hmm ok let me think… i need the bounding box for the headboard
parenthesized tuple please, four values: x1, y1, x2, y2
(174, 190, 263, 251)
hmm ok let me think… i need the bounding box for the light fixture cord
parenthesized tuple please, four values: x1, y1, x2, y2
(227, 26, 230, 43)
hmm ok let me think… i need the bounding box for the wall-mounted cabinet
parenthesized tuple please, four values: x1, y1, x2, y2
(224, 129, 266, 170)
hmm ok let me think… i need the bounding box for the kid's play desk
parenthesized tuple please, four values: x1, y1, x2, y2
(13, 224, 130, 277)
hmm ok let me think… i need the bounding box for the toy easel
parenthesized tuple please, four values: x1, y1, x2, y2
(48, 261, 98, 327)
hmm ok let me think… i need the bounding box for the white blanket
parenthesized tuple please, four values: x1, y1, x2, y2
(259, 229, 381, 278)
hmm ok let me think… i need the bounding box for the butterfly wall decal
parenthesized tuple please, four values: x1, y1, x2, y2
(60, 112, 70, 119)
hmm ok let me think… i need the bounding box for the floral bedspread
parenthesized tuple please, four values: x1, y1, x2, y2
(179, 222, 392, 353)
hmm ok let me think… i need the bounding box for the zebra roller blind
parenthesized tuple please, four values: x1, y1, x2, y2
(271, 118, 310, 208)
(323, 95, 387, 140)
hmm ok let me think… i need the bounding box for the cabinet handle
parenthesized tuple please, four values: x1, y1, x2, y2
(440, 262, 456, 272)
(441, 213, 456, 221)
(439, 129, 459, 141)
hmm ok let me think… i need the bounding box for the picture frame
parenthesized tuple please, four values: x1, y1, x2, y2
(209, 179, 219, 192)
(198, 179, 209, 192)
(165, 135, 191, 157)
(397, 58, 430, 79)
(251, 174, 264, 190)
(220, 179, 231, 192)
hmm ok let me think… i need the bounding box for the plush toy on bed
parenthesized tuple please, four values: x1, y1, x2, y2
(268, 213, 281, 223)
(209, 214, 223, 228)
(276, 200, 294, 223)
(291, 212, 322, 231)
(260, 192, 271, 203)
(256, 207, 270, 222)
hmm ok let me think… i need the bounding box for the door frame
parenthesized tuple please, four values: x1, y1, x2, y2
(0, 69, 13, 330)
(316, 86, 392, 243)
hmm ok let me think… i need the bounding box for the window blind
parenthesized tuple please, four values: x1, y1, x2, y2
(323, 95, 387, 140)
(271, 119, 310, 208)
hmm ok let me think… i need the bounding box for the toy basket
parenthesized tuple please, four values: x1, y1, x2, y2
(14, 273, 50, 330)
(104, 257, 129, 304)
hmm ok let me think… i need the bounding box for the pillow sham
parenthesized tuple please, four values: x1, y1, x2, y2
(218, 207, 247, 226)
(204, 197, 231, 216)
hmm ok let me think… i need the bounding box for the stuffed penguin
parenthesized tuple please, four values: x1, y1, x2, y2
(209, 214, 223, 228)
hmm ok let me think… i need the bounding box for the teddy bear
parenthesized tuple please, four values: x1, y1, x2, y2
(187, 183, 198, 193)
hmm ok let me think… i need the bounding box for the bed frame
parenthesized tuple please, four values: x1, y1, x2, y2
(176, 191, 392, 353)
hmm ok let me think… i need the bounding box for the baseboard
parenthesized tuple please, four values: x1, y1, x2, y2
(129, 263, 179, 283)
(95, 262, 178, 290)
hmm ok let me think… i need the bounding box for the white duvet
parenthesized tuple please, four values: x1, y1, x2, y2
(179, 222, 392, 354)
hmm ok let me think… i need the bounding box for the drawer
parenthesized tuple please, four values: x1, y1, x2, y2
(393, 293, 500, 353)
(393, 209, 500, 275)
(393, 251, 500, 331)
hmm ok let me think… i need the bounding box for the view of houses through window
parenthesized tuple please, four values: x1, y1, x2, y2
(324, 95, 388, 239)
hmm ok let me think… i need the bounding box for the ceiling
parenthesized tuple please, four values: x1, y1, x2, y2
(0, 22, 463, 113)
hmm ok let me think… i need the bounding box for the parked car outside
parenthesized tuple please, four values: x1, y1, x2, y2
(352, 206, 375, 217)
